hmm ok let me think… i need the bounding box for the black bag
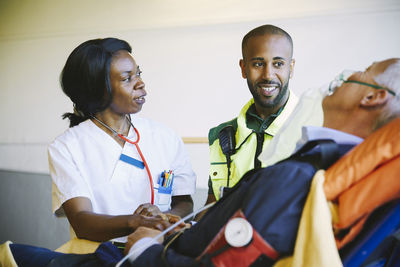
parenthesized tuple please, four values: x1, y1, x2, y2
(171, 140, 353, 266)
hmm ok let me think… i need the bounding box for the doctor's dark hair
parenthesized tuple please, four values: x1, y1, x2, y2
(61, 38, 132, 127)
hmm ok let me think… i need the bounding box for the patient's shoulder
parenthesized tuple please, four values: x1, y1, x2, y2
(324, 117, 400, 199)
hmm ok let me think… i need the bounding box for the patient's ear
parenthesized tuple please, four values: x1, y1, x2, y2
(360, 90, 389, 107)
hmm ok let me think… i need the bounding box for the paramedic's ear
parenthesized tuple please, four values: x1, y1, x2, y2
(360, 89, 390, 107)
(289, 59, 295, 79)
(239, 59, 247, 79)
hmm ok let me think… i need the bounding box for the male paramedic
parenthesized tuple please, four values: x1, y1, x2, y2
(207, 24, 298, 204)
(4, 58, 400, 266)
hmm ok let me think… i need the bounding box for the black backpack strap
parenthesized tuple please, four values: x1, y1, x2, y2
(283, 139, 341, 170)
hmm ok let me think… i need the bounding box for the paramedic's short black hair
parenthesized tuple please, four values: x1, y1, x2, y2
(241, 24, 293, 58)
(61, 38, 132, 127)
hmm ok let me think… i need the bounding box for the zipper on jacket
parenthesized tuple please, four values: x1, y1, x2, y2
(254, 132, 264, 169)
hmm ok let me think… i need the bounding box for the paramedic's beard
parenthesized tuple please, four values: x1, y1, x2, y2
(248, 80, 289, 109)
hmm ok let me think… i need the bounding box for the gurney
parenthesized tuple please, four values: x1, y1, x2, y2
(341, 200, 400, 266)
(278, 117, 400, 267)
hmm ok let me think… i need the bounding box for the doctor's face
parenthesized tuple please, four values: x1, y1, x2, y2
(109, 50, 147, 115)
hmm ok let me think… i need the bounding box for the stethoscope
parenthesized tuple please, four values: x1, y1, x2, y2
(92, 115, 155, 204)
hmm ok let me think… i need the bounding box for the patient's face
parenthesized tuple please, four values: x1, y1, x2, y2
(322, 59, 393, 112)
(351, 58, 396, 86)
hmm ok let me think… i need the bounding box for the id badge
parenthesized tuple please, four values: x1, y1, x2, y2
(155, 170, 174, 210)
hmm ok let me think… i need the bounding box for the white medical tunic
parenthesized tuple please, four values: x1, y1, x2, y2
(48, 114, 196, 240)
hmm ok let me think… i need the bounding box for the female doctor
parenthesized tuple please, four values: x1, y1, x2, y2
(48, 38, 196, 242)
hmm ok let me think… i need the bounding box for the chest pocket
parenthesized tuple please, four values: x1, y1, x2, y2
(210, 162, 228, 180)
(210, 162, 237, 190)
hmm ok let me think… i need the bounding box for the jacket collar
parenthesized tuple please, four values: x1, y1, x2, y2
(236, 91, 298, 146)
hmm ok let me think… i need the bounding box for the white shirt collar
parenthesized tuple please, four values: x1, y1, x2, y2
(294, 126, 363, 152)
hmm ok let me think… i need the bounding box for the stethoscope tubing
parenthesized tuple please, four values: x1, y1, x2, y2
(118, 128, 155, 205)
(92, 115, 155, 204)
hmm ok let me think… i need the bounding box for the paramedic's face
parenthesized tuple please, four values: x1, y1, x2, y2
(240, 34, 294, 115)
(109, 50, 146, 115)
(322, 59, 395, 111)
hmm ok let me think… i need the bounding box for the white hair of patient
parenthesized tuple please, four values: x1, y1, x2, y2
(373, 59, 400, 130)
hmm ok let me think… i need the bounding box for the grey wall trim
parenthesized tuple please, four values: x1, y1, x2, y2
(0, 170, 69, 250)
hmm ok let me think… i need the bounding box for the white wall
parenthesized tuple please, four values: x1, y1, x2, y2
(0, 0, 399, 189)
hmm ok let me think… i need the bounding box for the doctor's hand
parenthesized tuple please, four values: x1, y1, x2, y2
(129, 213, 172, 232)
(134, 203, 167, 220)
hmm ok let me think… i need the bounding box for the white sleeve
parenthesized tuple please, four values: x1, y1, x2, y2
(127, 237, 159, 262)
(170, 134, 196, 196)
(48, 139, 92, 215)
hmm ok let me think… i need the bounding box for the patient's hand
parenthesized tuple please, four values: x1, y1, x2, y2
(164, 213, 188, 232)
(124, 226, 163, 255)
(159, 213, 192, 240)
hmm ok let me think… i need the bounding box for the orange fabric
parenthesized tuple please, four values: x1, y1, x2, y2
(336, 156, 400, 229)
(335, 216, 367, 249)
(324, 117, 400, 200)
(323, 117, 400, 247)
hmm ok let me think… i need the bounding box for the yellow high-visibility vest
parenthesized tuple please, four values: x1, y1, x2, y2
(209, 93, 298, 200)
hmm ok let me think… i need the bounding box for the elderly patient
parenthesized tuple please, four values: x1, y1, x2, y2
(3, 58, 400, 267)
